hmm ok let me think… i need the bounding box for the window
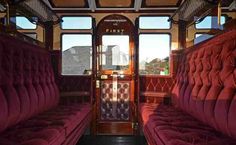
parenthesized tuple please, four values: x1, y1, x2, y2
(101, 35, 130, 71)
(194, 33, 213, 44)
(62, 34, 92, 75)
(10, 16, 37, 29)
(139, 34, 170, 75)
(24, 33, 37, 39)
(195, 16, 226, 29)
(61, 16, 92, 29)
(139, 16, 170, 29)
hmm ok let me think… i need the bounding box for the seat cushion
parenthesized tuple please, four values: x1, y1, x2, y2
(139, 103, 236, 145)
(0, 103, 91, 145)
(35, 103, 92, 136)
(23, 103, 91, 136)
(0, 138, 49, 145)
(0, 125, 65, 145)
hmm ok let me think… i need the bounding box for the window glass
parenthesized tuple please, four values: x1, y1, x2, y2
(139, 16, 170, 29)
(62, 34, 92, 75)
(101, 35, 130, 71)
(61, 17, 92, 29)
(139, 34, 170, 75)
(196, 16, 225, 29)
(194, 33, 214, 44)
(10, 16, 37, 29)
(24, 33, 37, 39)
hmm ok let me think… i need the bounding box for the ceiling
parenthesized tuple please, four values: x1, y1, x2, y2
(43, 0, 234, 12)
(43, 0, 183, 11)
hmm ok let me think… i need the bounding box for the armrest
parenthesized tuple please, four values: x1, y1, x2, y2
(140, 92, 168, 98)
(59, 91, 91, 105)
(140, 91, 172, 105)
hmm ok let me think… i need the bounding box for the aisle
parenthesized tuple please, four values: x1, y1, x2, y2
(77, 135, 147, 145)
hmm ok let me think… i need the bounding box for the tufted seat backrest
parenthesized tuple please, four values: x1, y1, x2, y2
(0, 34, 59, 133)
(172, 29, 236, 139)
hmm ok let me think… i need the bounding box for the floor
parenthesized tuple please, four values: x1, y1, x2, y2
(77, 135, 148, 145)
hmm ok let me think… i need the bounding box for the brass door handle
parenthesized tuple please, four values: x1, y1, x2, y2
(100, 75, 108, 79)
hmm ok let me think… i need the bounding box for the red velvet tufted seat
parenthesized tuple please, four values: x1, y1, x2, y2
(0, 34, 92, 145)
(139, 29, 236, 145)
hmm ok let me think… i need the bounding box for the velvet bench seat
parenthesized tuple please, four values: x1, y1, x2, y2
(140, 103, 236, 145)
(139, 29, 236, 145)
(0, 34, 92, 145)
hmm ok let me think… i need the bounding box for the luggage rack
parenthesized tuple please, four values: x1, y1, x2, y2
(12, 0, 61, 24)
(168, 0, 218, 26)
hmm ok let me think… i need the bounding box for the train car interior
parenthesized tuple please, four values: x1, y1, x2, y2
(0, 0, 235, 145)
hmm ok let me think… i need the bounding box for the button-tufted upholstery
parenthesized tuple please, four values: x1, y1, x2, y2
(140, 29, 236, 145)
(0, 34, 92, 145)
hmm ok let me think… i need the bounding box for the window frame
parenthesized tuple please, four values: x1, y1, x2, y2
(138, 15, 172, 30)
(60, 33, 93, 76)
(60, 15, 93, 30)
(138, 32, 172, 76)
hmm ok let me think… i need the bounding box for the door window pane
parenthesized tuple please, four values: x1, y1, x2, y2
(101, 35, 130, 71)
(139, 16, 170, 29)
(61, 16, 92, 29)
(62, 34, 92, 75)
(139, 34, 170, 75)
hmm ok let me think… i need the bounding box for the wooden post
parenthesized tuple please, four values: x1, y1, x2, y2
(178, 20, 186, 50)
(44, 21, 54, 50)
(5, 2, 17, 32)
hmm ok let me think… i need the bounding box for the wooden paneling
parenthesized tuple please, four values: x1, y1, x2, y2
(49, 0, 88, 8)
(96, 0, 134, 8)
